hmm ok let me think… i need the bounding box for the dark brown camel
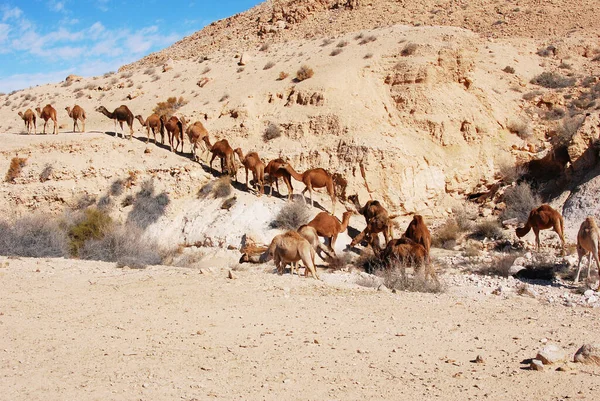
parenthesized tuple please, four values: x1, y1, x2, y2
(65, 105, 86, 133)
(135, 114, 163, 144)
(160, 115, 184, 152)
(96, 105, 135, 139)
(515, 204, 565, 253)
(35, 105, 58, 135)
(202, 136, 236, 179)
(404, 214, 431, 263)
(348, 194, 396, 251)
(279, 163, 336, 214)
(18, 109, 36, 135)
(381, 237, 438, 282)
(234, 148, 265, 195)
(265, 158, 293, 200)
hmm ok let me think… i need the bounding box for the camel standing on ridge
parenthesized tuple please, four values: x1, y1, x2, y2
(65, 105, 86, 133)
(265, 158, 293, 200)
(234, 148, 265, 195)
(160, 115, 184, 152)
(186, 121, 209, 161)
(18, 109, 36, 135)
(404, 215, 431, 263)
(306, 211, 354, 256)
(96, 105, 134, 139)
(202, 136, 236, 179)
(263, 231, 320, 279)
(35, 105, 58, 135)
(575, 217, 600, 290)
(279, 163, 336, 214)
(135, 114, 163, 144)
(515, 204, 565, 253)
(348, 194, 396, 251)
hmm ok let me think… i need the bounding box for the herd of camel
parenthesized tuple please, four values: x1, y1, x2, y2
(16, 104, 600, 290)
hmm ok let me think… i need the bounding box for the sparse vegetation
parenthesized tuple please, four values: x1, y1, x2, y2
(120, 71, 133, 79)
(198, 176, 233, 199)
(522, 90, 543, 101)
(269, 201, 309, 230)
(0, 215, 68, 258)
(263, 61, 276, 70)
(201, 67, 211, 75)
(126, 180, 170, 230)
(144, 67, 156, 75)
(259, 42, 270, 52)
(152, 96, 188, 118)
(359, 35, 377, 45)
(263, 123, 282, 141)
(85, 83, 96, 90)
(110, 77, 118, 85)
(499, 159, 526, 184)
(5, 157, 27, 183)
(507, 117, 533, 139)
(296, 65, 314, 82)
(237, 67, 245, 73)
(558, 62, 572, 70)
(321, 38, 334, 47)
(472, 220, 504, 239)
(536, 45, 556, 57)
(501, 182, 541, 222)
(151, 74, 160, 82)
(364, 53, 373, 59)
(277, 71, 289, 81)
(39, 164, 53, 182)
(219, 94, 230, 102)
(530, 72, 576, 89)
(67, 207, 113, 257)
(556, 115, 585, 145)
(330, 48, 343, 56)
(478, 254, 518, 277)
(432, 218, 460, 249)
(401, 43, 418, 56)
(502, 66, 515, 74)
(337, 40, 348, 48)
(381, 265, 444, 293)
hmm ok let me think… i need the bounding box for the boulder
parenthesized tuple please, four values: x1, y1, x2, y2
(574, 344, 600, 365)
(536, 344, 567, 365)
(530, 359, 544, 371)
(162, 58, 174, 72)
(567, 113, 600, 173)
(563, 167, 600, 238)
(65, 74, 82, 84)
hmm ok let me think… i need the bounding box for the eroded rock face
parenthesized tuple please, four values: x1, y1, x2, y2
(562, 166, 600, 238)
(567, 113, 600, 173)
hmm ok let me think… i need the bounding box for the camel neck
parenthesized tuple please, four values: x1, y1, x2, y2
(203, 136, 212, 149)
(285, 164, 303, 181)
(340, 213, 352, 232)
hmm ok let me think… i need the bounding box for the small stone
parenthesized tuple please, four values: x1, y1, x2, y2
(142, 383, 149, 388)
(377, 284, 390, 293)
(587, 295, 598, 304)
(536, 344, 567, 365)
(584, 289, 595, 297)
(574, 344, 600, 365)
(228, 270, 237, 280)
(238, 53, 250, 66)
(530, 359, 544, 371)
(473, 355, 485, 364)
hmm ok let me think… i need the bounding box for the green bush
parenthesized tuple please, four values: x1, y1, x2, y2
(67, 208, 113, 257)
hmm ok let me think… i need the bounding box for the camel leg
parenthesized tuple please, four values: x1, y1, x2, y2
(300, 187, 308, 205)
(575, 246, 586, 283)
(54, 119, 57, 135)
(329, 234, 338, 256)
(349, 228, 369, 248)
(43, 120, 47, 135)
(209, 154, 217, 174)
(245, 167, 249, 191)
(533, 227, 541, 251)
(73, 120, 76, 133)
(82, 118, 85, 133)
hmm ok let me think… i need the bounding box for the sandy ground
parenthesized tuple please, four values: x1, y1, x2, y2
(1, 256, 599, 401)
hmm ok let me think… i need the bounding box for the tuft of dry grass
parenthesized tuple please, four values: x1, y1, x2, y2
(152, 96, 188, 118)
(330, 48, 343, 56)
(432, 218, 460, 249)
(5, 157, 27, 183)
(381, 265, 444, 293)
(336, 40, 348, 48)
(477, 254, 518, 278)
(507, 117, 533, 139)
(277, 71, 289, 81)
(263, 123, 282, 142)
(39, 164, 53, 182)
(0, 215, 68, 258)
(67, 208, 113, 257)
(502, 66, 515, 74)
(501, 182, 541, 222)
(472, 220, 504, 239)
(359, 35, 377, 45)
(530, 72, 576, 89)
(269, 201, 309, 230)
(263, 61, 276, 70)
(401, 43, 418, 56)
(296, 65, 314, 82)
(143, 67, 155, 75)
(259, 42, 270, 52)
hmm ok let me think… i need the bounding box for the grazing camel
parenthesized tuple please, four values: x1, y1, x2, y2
(186, 121, 209, 161)
(306, 211, 354, 256)
(515, 204, 565, 253)
(202, 136, 236, 179)
(35, 105, 58, 135)
(65, 105, 86, 133)
(263, 231, 320, 279)
(265, 158, 293, 200)
(297, 225, 336, 261)
(135, 114, 163, 144)
(279, 163, 336, 214)
(404, 215, 431, 263)
(96, 105, 134, 139)
(234, 148, 265, 195)
(17, 109, 36, 135)
(348, 194, 396, 251)
(575, 217, 600, 289)
(381, 237, 438, 282)
(160, 115, 184, 152)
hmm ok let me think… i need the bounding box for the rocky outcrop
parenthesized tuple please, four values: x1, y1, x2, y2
(567, 113, 600, 173)
(574, 344, 600, 365)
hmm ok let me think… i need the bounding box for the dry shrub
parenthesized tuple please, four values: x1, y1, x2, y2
(144, 67, 155, 75)
(507, 117, 533, 139)
(359, 35, 377, 45)
(151, 74, 160, 82)
(152, 96, 188, 118)
(201, 67, 211, 75)
(558, 62, 572, 70)
(0, 215, 68, 258)
(328, 253, 353, 270)
(197, 77, 209, 88)
(498, 156, 526, 184)
(74, 193, 97, 210)
(542, 107, 566, 121)
(321, 38, 334, 47)
(85, 82, 96, 90)
(478, 254, 518, 277)
(296, 65, 314, 82)
(500, 182, 541, 221)
(120, 71, 133, 79)
(453, 202, 478, 232)
(463, 244, 481, 257)
(536, 45, 557, 57)
(364, 53, 373, 59)
(555, 115, 585, 145)
(263, 61, 276, 70)
(354, 249, 384, 274)
(126, 180, 170, 229)
(75, 91, 85, 99)
(237, 67, 245, 73)
(270, 201, 309, 230)
(530, 72, 576, 89)
(401, 43, 418, 56)
(67, 208, 113, 257)
(259, 42, 270, 51)
(502, 66, 515, 74)
(330, 48, 343, 56)
(121, 195, 134, 207)
(522, 90, 543, 101)
(263, 123, 282, 141)
(39, 164, 53, 182)
(219, 94, 230, 102)
(336, 40, 348, 48)
(472, 220, 504, 239)
(381, 265, 444, 293)
(277, 71, 289, 81)
(5, 157, 27, 183)
(432, 218, 460, 249)
(198, 176, 232, 199)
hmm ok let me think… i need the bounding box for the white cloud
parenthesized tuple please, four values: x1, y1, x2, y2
(0, 69, 72, 93)
(0, 23, 9, 43)
(96, 0, 110, 12)
(48, 0, 67, 13)
(1, 6, 22, 22)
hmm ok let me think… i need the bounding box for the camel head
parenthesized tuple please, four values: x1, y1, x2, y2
(35, 107, 41, 114)
(95, 106, 106, 113)
(17, 111, 23, 118)
(65, 106, 71, 112)
(233, 147, 244, 161)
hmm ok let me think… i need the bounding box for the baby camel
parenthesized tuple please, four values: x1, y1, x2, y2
(18, 109, 36, 135)
(234, 148, 265, 195)
(160, 115, 184, 152)
(575, 216, 600, 290)
(348, 194, 396, 251)
(186, 121, 209, 162)
(404, 214, 431, 263)
(203, 136, 236, 179)
(96, 105, 134, 139)
(265, 158, 293, 200)
(306, 210, 354, 256)
(35, 105, 58, 135)
(65, 105, 86, 133)
(515, 204, 565, 253)
(263, 231, 320, 279)
(280, 163, 336, 214)
(135, 114, 163, 144)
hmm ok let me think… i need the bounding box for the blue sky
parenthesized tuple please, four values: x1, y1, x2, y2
(0, 0, 261, 93)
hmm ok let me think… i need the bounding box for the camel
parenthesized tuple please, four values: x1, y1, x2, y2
(18, 109, 36, 135)
(234, 148, 265, 195)
(306, 211, 354, 256)
(515, 204, 565, 253)
(96, 105, 134, 139)
(381, 237, 438, 282)
(404, 215, 431, 263)
(135, 114, 163, 144)
(263, 231, 320, 279)
(265, 158, 293, 200)
(186, 121, 209, 161)
(297, 225, 336, 261)
(35, 105, 58, 135)
(574, 217, 600, 289)
(348, 194, 396, 251)
(65, 105, 86, 133)
(160, 115, 185, 152)
(202, 136, 236, 179)
(279, 163, 336, 214)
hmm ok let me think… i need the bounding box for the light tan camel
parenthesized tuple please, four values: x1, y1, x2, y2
(35, 105, 58, 135)
(306, 211, 354, 256)
(264, 231, 320, 279)
(279, 163, 336, 214)
(202, 136, 236, 179)
(265, 158, 293, 199)
(65, 105, 86, 133)
(575, 217, 600, 289)
(18, 109, 36, 135)
(297, 225, 336, 261)
(135, 114, 163, 144)
(234, 148, 265, 195)
(96, 105, 134, 139)
(186, 121, 209, 161)
(160, 115, 184, 152)
(348, 194, 396, 251)
(404, 215, 431, 263)
(515, 204, 565, 253)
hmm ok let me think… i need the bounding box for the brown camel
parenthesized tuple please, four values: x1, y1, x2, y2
(186, 121, 209, 161)
(35, 105, 58, 135)
(234, 148, 265, 195)
(135, 114, 163, 144)
(381, 237, 438, 282)
(18, 109, 36, 135)
(263, 231, 320, 279)
(202, 136, 236, 179)
(404, 214, 431, 262)
(348, 194, 396, 251)
(515, 204, 565, 253)
(575, 217, 600, 289)
(279, 163, 336, 214)
(65, 105, 86, 133)
(160, 115, 184, 152)
(306, 211, 354, 256)
(265, 158, 293, 200)
(96, 105, 134, 139)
